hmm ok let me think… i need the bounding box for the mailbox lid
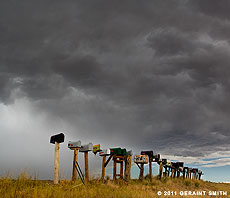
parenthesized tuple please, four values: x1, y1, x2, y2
(50, 133, 65, 144)
(141, 151, 153, 157)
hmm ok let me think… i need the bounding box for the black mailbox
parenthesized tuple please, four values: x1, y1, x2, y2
(141, 151, 153, 157)
(172, 162, 184, 169)
(162, 159, 167, 164)
(50, 133, 65, 144)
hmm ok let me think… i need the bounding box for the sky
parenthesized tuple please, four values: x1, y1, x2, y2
(0, 0, 230, 182)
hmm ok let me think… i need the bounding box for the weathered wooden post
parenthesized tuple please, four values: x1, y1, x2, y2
(79, 143, 93, 182)
(183, 167, 188, 179)
(99, 149, 111, 182)
(68, 141, 81, 181)
(124, 153, 132, 181)
(159, 161, 163, 179)
(192, 168, 198, 180)
(50, 133, 65, 184)
(141, 151, 154, 181)
(198, 170, 203, 180)
(134, 154, 148, 181)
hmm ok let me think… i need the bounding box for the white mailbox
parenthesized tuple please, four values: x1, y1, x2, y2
(79, 143, 93, 152)
(68, 141, 81, 149)
(99, 149, 111, 156)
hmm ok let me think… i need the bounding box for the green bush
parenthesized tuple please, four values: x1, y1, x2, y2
(195, 182, 200, 187)
(184, 180, 190, 186)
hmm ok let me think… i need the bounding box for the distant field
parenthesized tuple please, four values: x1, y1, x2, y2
(0, 173, 229, 197)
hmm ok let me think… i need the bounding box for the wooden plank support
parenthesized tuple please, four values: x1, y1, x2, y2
(149, 161, 152, 181)
(113, 158, 117, 180)
(72, 148, 79, 181)
(54, 142, 60, 184)
(104, 155, 113, 168)
(84, 152, 89, 182)
(101, 155, 106, 182)
(159, 162, 163, 180)
(120, 160, 123, 179)
(139, 163, 144, 181)
(124, 156, 131, 181)
(177, 170, 180, 178)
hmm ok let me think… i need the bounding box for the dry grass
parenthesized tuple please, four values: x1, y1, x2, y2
(0, 172, 230, 198)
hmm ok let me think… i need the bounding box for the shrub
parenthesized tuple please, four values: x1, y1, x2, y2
(184, 180, 191, 186)
(195, 182, 200, 187)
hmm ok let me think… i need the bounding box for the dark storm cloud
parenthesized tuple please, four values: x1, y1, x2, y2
(1, 0, 230, 163)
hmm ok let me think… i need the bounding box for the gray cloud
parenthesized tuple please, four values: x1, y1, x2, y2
(0, 0, 230, 179)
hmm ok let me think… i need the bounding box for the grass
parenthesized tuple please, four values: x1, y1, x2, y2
(0, 172, 230, 197)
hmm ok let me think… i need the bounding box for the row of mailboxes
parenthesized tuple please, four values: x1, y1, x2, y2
(68, 143, 132, 157)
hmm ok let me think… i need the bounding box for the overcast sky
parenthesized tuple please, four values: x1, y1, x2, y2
(0, 0, 230, 182)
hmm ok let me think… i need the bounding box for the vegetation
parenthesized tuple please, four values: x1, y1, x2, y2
(0, 172, 230, 198)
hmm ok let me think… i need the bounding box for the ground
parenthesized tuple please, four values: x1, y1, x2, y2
(0, 173, 229, 197)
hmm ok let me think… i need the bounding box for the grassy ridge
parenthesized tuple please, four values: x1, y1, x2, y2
(0, 173, 230, 197)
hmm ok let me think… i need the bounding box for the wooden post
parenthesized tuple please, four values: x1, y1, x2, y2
(120, 160, 123, 179)
(149, 161, 152, 181)
(177, 170, 180, 178)
(54, 142, 60, 184)
(139, 163, 144, 181)
(159, 162, 163, 180)
(124, 156, 131, 181)
(72, 148, 79, 181)
(101, 155, 106, 182)
(167, 167, 170, 177)
(183, 168, 185, 179)
(170, 168, 173, 177)
(84, 152, 89, 182)
(113, 158, 117, 180)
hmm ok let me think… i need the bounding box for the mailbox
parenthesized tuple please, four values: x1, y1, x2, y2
(93, 144, 102, 154)
(141, 151, 153, 158)
(110, 148, 127, 156)
(162, 159, 167, 165)
(50, 133, 65, 144)
(192, 168, 198, 172)
(68, 140, 81, 149)
(166, 161, 171, 167)
(99, 149, 111, 156)
(162, 159, 171, 166)
(152, 154, 160, 162)
(177, 162, 184, 168)
(198, 170, 203, 174)
(79, 143, 93, 152)
(127, 150, 133, 156)
(134, 155, 148, 164)
(172, 162, 184, 169)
